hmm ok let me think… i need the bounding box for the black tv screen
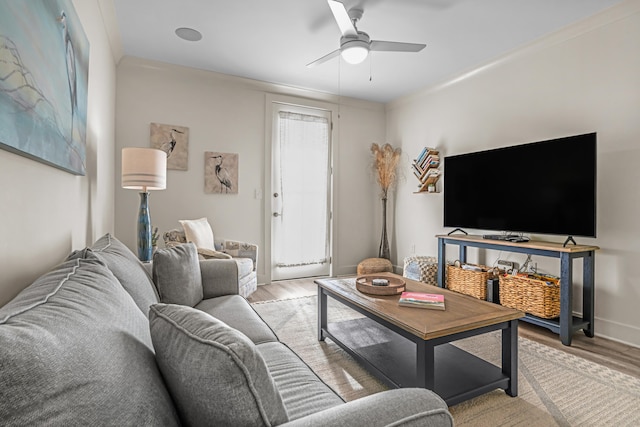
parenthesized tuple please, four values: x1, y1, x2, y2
(443, 133, 597, 237)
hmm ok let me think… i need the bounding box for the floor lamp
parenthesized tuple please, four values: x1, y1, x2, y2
(122, 148, 167, 262)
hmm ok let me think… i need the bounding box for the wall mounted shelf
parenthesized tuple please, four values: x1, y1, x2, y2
(412, 147, 440, 193)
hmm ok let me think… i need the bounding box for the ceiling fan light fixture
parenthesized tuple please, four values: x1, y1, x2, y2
(306, 2, 425, 68)
(341, 39, 369, 64)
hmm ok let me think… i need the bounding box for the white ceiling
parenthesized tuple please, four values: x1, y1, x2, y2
(113, 0, 624, 103)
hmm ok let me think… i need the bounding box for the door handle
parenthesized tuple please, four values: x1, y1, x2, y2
(273, 212, 280, 217)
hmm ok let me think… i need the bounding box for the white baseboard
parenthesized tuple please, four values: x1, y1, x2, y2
(593, 316, 640, 348)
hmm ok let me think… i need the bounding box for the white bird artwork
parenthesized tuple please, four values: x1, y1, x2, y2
(58, 11, 77, 139)
(210, 155, 232, 193)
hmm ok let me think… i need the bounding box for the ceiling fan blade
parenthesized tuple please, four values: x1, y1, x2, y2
(370, 40, 426, 52)
(328, 0, 357, 37)
(306, 49, 341, 68)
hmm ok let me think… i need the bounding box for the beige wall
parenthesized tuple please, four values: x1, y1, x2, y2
(387, 1, 640, 346)
(115, 57, 386, 282)
(0, 0, 117, 306)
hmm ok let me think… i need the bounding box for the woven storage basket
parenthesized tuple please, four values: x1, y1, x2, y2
(403, 256, 438, 286)
(446, 262, 498, 300)
(499, 274, 560, 319)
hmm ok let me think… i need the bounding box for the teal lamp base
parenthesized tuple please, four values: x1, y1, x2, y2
(137, 192, 152, 262)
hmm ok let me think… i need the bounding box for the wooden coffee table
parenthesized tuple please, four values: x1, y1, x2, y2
(315, 272, 524, 405)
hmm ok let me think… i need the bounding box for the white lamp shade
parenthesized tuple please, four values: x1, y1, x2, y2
(122, 148, 167, 190)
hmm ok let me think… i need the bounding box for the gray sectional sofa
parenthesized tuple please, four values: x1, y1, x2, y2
(0, 233, 453, 426)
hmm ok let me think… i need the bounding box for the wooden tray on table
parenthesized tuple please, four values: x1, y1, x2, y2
(356, 275, 406, 296)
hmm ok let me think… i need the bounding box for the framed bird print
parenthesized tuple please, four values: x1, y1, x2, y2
(150, 122, 189, 170)
(205, 152, 238, 194)
(0, 0, 89, 175)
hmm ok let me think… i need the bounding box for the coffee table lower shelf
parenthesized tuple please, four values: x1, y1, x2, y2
(323, 317, 510, 406)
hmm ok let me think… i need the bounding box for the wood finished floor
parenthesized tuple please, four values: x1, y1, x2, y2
(248, 278, 640, 379)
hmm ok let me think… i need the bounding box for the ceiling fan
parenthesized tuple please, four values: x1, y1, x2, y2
(307, 0, 426, 68)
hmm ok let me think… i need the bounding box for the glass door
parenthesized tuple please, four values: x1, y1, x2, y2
(271, 104, 332, 280)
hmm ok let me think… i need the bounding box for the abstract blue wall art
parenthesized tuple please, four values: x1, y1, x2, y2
(0, 0, 90, 175)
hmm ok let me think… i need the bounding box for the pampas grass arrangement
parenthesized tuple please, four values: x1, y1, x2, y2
(371, 143, 402, 198)
(371, 143, 402, 260)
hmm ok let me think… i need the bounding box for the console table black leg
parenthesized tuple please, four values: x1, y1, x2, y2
(437, 239, 446, 288)
(318, 287, 327, 341)
(560, 253, 573, 346)
(502, 320, 518, 397)
(459, 244, 467, 263)
(416, 340, 435, 390)
(583, 252, 595, 338)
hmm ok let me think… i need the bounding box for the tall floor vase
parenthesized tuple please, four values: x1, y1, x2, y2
(137, 192, 152, 262)
(378, 196, 390, 260)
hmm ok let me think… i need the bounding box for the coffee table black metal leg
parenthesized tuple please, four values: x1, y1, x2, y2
(416, 340, 435, 390)
(318, 287, 327, 341)
(502, 319, 518, 397)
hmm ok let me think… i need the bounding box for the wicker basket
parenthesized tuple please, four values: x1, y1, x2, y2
(446, 262, 499, 300)
(403, 256, 438, 286)
(499, 274, 560, 318)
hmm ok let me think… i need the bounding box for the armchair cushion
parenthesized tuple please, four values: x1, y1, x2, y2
(179, 217, 215, 251)
(149, 303, 288, 426)
(153, 243, 203, 307)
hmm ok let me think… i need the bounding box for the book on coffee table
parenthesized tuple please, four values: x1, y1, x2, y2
(398, 291, 445, 310)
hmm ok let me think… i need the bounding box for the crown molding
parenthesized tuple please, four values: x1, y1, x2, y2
(387, 0, 640, 111)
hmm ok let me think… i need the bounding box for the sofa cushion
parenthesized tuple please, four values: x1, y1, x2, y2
(153, 243, 203, 307)
(179, 217, 215, 251)
(149, 303, 289, 426)
(0, 258, 179, 426)
(89, 233, 159, 315)
(257, 341, 344, 420)
(195, 295, 278, 344)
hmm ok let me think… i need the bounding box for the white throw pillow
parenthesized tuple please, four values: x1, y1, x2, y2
(179, 218, 215, 251)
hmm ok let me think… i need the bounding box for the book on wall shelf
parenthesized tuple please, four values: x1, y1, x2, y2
(398, 292, 445, 310)
(412, 147, 440, 193)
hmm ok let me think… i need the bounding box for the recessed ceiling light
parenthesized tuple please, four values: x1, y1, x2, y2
(175, 27, 202, 42)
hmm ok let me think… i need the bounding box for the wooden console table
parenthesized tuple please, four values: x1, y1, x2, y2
(436, 234, 599, 346)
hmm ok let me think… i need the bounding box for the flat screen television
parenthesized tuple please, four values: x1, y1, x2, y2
(443, 133, 597, 238)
